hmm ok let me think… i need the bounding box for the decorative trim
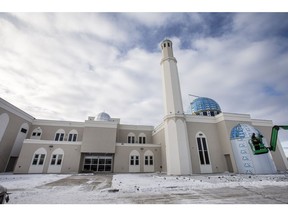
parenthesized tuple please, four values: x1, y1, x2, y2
(116, 143, 161, 147)
(0, 98, 35, 122)
(24, 139, 82, 145)
(119, 124, 154, 131)
(33, 119, 85, 127)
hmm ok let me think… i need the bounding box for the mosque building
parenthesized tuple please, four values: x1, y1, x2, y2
(0, 39, 287, 175)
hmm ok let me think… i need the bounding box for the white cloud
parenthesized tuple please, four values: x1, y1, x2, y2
(0, 12, 287, 128)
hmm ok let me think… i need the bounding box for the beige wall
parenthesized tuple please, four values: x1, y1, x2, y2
(116, 127, 153, 144)
(29, 124, 84, 141)
(0, 107, 33, 172)
(14, 142, 81, 174)
(186, 121, 227, 174)
(81, 126, 117, 153)
(114, 145, 161, 173)
(152, 125, 166, 172)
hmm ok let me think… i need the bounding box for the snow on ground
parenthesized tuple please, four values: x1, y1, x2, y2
(1, 172, 288, 205)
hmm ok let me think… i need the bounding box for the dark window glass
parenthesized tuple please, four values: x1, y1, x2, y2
(39, 154, 45, 165)
(55, 133, 60, 141)
(199, 151, 205, 164)
(84, 158, 91, 164)
(202, 138, 207, 150)
(37, 132, 41, 136)
(197, 138, 202, 150)
(130, 156, 134, 165)
(150, 156, 153, 165)
(51, 155, 57, 165)
(68, 134, 73, 141)
(145, 156, 148, 165)
(204, 151, 210, 165)
(106, 159, 112, 165)
(57, 155, 63, 165)
(32, 132, 37, 136)
(128, 136, 131, 143)
(105, 165, 111, 171)
(98, 165, 105, 172)
(99, 159, 105, 165)
(143, 137, 146, 144)
(73, 134, 77, 142)
(21, 128, 27, 133)
(135, 156, 139, 165)
(139, 137, 142, 144)
(131, 136, 135, 143)
(59, 133, 64, 141)
(32, 154, 39, 165)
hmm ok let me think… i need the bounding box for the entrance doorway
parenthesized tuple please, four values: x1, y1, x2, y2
(82, 155, 113, 173)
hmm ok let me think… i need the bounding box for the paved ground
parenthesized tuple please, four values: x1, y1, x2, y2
(2, 173, 288, 204)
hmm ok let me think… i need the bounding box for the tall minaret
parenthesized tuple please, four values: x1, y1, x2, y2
(160, 39, 192, 175)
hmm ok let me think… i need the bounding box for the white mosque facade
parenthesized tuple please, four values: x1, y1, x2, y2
(0, 39, 288, 175)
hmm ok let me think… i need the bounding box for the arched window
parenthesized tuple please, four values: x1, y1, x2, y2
(68, 129, 78, 142)
(54, 129, 65, 141)
(144, 150, 154, 172)
(50, 148, 64, 166)
(127, 132, 136, 144)
(129, 150, 140, 172)
(138, 133, 146, 144)
(196, 132, 210, 165)
(31, 127, 42, 140)
(29, 148, 47, 173)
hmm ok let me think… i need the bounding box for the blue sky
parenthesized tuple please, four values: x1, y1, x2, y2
(0, 8, 288, 151)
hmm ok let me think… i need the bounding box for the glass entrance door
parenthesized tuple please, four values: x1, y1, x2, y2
(83, 156, 112, 172)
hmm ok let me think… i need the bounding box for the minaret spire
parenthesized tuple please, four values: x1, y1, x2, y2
(160, 39, 192, 175)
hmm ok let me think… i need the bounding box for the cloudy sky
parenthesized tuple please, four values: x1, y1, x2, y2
(1, 12, 288, 139)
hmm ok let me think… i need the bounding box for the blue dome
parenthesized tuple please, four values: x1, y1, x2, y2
(190, 97, 221, 116)
(96, 112, 111, 121)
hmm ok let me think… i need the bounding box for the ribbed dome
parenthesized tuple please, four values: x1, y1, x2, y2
(96, 112, 111, 121)
(190, 97, 222, 116)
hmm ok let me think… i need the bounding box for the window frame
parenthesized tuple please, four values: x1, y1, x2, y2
(196, 133, 211, 165)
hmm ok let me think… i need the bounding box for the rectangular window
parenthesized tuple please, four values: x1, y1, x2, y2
(197, 137, 210, 165)
(139, 137, 146, 144)
(39, 154, 45, 165)
(59, 133, 64, 141)
(37, 132, 41, 136)
(135, 156, 139, 165)
(68, 134, 73, 141)
(145, 156, 148, 165)
(68, 134, 77, 142)
(57, 154, 63, 165)
(149, 156, 153, 165)
(32, 154, 39, 165)
(32, 132, 37, 136)
(130, 156, 134, 165)
(73, 134, 77, 142)
(51, 155, 57, 165)
(128, 136, 135, 144)
(55, 133, 60, 141)
(21, 128, 27, 133)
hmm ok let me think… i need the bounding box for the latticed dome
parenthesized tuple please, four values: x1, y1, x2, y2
(96, 112, 111, 121)
(190, 97, 222, 116)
